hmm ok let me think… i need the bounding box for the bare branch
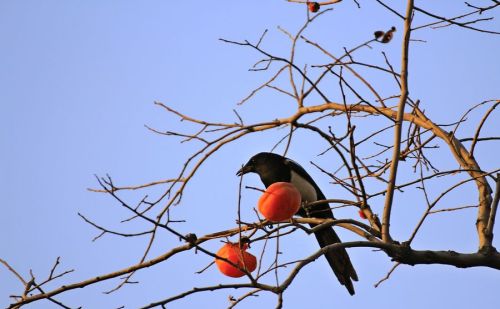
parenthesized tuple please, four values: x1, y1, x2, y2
(470, 101, 499, 156)
(485, 174, 500, 243)
(88, 178, 185, 193)
(413, 4, 500, 34)
(429, 205, 478, 214)
(374, 262, 400, 288)
(382, 0, 414, 242)
(1, 258, 27, 285)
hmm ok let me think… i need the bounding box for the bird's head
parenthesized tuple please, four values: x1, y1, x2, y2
(236, 152, 287, 185)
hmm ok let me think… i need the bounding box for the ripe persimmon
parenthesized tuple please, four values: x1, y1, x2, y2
(308, 2, 320, 13)
(358, 209, 367, 219)
(258, 182, 301, 221)
(215, 242, 257, 278)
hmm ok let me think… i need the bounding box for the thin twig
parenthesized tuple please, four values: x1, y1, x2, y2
(374, 262, 401, 288)
(470, 102, 499, 156)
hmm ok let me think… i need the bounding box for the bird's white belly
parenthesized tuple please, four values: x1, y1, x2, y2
(290, 170, 317, 202)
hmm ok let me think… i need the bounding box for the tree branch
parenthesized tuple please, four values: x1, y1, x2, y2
(382, 0, 414, 242)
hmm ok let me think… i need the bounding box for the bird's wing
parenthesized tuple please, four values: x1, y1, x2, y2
(285, 158, 331, 210)
(284, 159, 323, 196)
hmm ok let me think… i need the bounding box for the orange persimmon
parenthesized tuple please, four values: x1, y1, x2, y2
(215, 242, 257, 278)
(308, 2, 320, 13)
(258, 182, 301, 221)
(358, 209, 367, 219)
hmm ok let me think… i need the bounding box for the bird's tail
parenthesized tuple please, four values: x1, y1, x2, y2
(312, 225, 358, 295)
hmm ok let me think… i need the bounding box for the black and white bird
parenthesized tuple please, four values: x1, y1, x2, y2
(237, 152, 358, 295)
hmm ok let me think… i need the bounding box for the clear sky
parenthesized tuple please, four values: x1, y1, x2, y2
(1, 1, 499, 308)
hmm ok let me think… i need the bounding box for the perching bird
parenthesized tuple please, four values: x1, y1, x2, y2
(237, 152, 358, 295)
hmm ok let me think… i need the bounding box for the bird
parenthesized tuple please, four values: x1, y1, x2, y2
(237, 152, 358, 295)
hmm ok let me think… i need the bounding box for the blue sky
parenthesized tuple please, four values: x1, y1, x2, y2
(1, 1, 499, 308)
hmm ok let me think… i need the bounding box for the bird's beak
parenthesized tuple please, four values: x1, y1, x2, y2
(236, 165, 253, 176)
